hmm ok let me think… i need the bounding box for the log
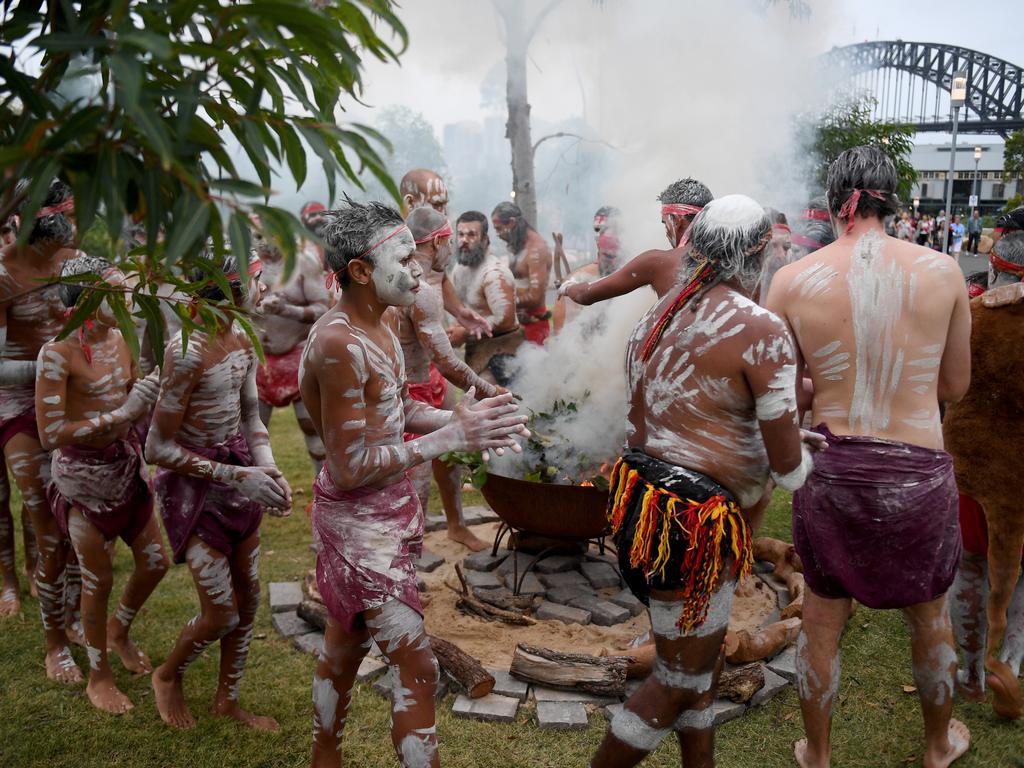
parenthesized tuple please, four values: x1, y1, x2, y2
(724, 618, 801, 664)
(298, 599, 329, 631)
(428, 635, 494, 699)
(451, 564, 535, 626)
(717, 663, 765, 703)
(600, 644, 656, 680)
(753, 537, 803, 581)
(473, 586, 536, 612)
(303, 570, 323, 603)
(780, 572, 805, 620)
(510, 643, 627, 697)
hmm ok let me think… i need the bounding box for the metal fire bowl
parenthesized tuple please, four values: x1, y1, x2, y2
(480, 472, 610, 540)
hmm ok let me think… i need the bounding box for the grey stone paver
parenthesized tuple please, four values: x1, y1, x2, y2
(536, 601, 591, 625)
(532, 686, 619, 706)
(606, 589, 645, 617)
(751, 666, 788, 706)
(268, 582, 303, 613)
(424, 515, 447, 532)
(452, 693, 520, 723)
(462, 505, 500, 525)
(538, 570, 590, 590)
(415, 549, 445, 573)
(496, 551, 533, 578)
(292, 631, 324, 656)
(537, 701, 589, 730)
(487, 668, 529, 701)
(464, 569, 503, 590)
(766, 645, 797, 683)
(544, 585, 594, 606)
(463, 550, 509, 572)
(567, 595, 630, 626)
(503, 571, 545, 595)
(535, 555, 581, 574)
(581, 561, 622, 589)
(272, 610, 314, 638)
(712, 698, 747, 725)
(356, 656, 387, 683)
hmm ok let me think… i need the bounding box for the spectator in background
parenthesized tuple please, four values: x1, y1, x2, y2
(951, 214, 965, 257)
(967, 209, 983, 256)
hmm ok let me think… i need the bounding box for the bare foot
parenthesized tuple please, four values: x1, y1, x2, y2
(0, 584, 20, 617)
(212, 700, 280, 732)
(152, 665, 196, 730)
(986, 664, 1023, 720)
(923, 719, 970, 768)
(86, 675, 134, 714)
(107, 619, 153, 674)
(447, 525, 487, 552)
(793, 738, 829, 768)
(45, 646, 84, 683)
(65, 619, 86, 648)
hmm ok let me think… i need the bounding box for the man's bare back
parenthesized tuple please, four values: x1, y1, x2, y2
(626, 283, 800, 510)
(768, 227, 971, 449)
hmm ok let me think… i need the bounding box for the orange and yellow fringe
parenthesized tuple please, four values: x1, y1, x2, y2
(607, 458, 754, 633)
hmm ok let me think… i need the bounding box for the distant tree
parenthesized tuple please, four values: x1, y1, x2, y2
(0, 1, 406, 358)
(809, 96, 917, 202)
(356, 106, 447, 201)
(1004, 130, 1024, 186)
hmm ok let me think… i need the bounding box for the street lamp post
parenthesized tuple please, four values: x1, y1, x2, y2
(913, 196, 920, 219)
(942, 70, 967, 255)
(973, 146, 982, 211)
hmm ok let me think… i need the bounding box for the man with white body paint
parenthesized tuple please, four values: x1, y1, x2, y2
(559, 178, 712, 307)
(36, 255, 168, 714)
(944, 231, 1024, 721)
(449, 210, 524, 388)
(491, 202, 553, 346)
(552, 206, 624, 333)
(400, 168, 492, 342)
(299, 200, 527, 768)
(251, 221, 331, 475)
(390, 206, 506, 553)
(766, 146, 973, 768)
(591, 195, 821, 768)
(0, 179, 83, 682)
(147, 253, 292, 732)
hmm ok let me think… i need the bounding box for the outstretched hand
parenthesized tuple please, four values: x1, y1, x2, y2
(455, 307, 492, 340)
(451, 387, 530, 455)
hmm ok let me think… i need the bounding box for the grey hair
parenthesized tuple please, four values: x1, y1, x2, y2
(993, 231, 1024, 271)
(687, 194, 772, 293)
(319, 197, 405, 288)
(657, 178, 714, 209)
(826, 145, 900, 221)
(794, 196, 835, 251)
(407, 206, 447, 243)
(18, 178, 75, 246)
(189, 242, 242, 302)
(58, 254, 113, 308)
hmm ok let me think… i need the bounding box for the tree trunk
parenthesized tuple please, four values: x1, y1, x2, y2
(510, 643, 627, 697)
(429, 636, 495, 699)
(498, 1, 538, 223)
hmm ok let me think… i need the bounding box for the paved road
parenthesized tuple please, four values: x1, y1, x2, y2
(956, 251, 988, 276)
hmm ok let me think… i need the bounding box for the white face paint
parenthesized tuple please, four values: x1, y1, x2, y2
(371, 228, 421, 307)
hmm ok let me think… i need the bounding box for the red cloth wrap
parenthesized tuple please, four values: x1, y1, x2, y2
(153, 433, 263, 563)
(47, 430, 153, 544)
(403, 364, 448, 442)
(791, 233, 824, 251)
(802, 208, 831, 222)
(312, 470, 423, 633)
(838, 189, 887, 233)
(958, 494, 1024, 561)
(522, 308, 550, 346)
(0, 406, 38, 451)
(256, 344, 304, 408)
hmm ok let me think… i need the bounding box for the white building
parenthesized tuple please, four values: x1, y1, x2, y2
(909, 141, 1019, 215)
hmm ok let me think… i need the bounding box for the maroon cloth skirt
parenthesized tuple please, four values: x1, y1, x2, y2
(793, 424, 960, 609)
(153, 433, 263, 563)
(48, 431, 153, 545)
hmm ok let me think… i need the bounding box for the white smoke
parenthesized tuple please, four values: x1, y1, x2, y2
(490, 287, 657, 481)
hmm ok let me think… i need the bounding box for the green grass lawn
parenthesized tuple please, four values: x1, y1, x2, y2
(0, 410, 1021, 767)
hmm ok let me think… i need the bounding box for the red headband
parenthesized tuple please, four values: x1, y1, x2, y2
(301, 202, 326, 217)
(838, 189, 887, 233)
(772, 223, 792, 234)
(413, 219, 452, 245)
(36, 198, 75, 218)
(802, 208, 830, 222)
(224, 258, 263, 283)
(990, 252, 1024, 279)
(593, 215, 608, 227)
(359, 224, 409, 259)
(791, 233, 823, 251)
(661, 204, 703, 218)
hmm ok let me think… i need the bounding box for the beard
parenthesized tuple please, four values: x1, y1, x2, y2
(456, 243, 486, 267)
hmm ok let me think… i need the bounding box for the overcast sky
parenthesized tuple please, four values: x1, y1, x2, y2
(348, 0, 1020, 146)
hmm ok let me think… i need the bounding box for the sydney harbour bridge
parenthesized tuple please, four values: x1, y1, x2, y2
(821, 40, 1024, 136)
